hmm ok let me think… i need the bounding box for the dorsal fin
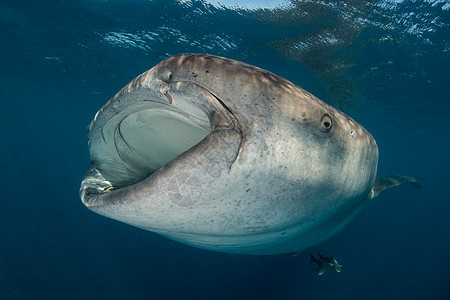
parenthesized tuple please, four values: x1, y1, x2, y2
(369, 175, 422, 200)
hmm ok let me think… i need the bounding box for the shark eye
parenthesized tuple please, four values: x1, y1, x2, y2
(320, 114, 332, 133)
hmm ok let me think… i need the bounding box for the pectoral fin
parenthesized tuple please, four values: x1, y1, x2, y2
(369, 175, 422, 200)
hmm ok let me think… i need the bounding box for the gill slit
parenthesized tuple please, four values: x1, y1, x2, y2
(208, 92, 245, 170)
(166, 79, 244, 169)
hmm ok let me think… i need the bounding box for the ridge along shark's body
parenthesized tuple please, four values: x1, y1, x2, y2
(80, 54, 421, 255)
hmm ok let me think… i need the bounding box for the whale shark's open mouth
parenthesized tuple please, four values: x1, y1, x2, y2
(102, 101, 211, 186)
(111, 105, 210, 182)
(81, 99, 212, 203)
(80, 57, 246, 208)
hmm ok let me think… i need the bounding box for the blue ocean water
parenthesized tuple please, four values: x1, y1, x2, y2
(1, 0, 449, 299)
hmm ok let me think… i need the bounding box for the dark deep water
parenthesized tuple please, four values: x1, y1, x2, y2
(1, 0, 449, 299)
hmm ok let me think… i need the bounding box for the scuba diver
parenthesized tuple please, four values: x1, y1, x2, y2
(309, 253, 342, 275)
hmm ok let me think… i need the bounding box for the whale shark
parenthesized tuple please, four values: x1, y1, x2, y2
(80, 53, 421, 255)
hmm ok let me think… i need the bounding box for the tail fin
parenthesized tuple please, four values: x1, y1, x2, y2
(369, 175, 422, 200)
